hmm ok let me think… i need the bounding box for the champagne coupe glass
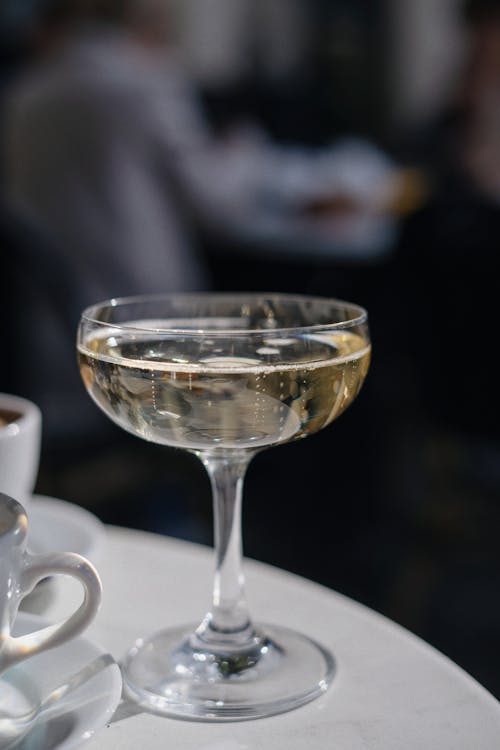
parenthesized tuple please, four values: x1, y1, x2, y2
(77, 293, 370, 721)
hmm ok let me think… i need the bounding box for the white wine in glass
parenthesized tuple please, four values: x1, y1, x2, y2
(77, 293, 370, 720)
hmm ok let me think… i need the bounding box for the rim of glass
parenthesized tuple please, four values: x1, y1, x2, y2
(80, 292, 368, 336)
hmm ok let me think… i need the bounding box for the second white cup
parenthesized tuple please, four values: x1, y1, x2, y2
(0, 393, 42, 516)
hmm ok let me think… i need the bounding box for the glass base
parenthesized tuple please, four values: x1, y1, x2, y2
(121, 623, 335, 721)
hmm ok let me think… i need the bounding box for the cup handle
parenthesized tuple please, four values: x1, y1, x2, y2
(5, 552, 102, 669)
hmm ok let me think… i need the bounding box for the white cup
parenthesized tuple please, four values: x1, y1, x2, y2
(0, 394, 42, 515)
(0, 493, 102, 676)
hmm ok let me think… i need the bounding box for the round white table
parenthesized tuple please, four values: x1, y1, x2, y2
(39, 526, 500, 749)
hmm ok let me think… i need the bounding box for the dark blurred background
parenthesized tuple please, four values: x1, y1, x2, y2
(1, 0, 499, 697)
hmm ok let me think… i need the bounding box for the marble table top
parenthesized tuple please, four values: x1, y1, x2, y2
(34, 525, 500, 749)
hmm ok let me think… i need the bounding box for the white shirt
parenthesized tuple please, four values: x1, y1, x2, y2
(4, 30, 213, 301)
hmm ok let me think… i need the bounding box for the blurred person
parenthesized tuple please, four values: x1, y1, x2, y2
(3, 0, 408, 289)
(457, 0, 500, 198)
(3, 0, 248, 303)
(0, 0, 313, 445)
(1, 0, 198, 455)
(4, 0, 389, 314)
(404, 0, 500, 200)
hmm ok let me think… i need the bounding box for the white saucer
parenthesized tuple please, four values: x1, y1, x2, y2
(2, 612, 122, 749)
(28, 496, 106, 563)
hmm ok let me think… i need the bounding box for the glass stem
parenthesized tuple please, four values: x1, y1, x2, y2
(196, 452, 256, 647)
